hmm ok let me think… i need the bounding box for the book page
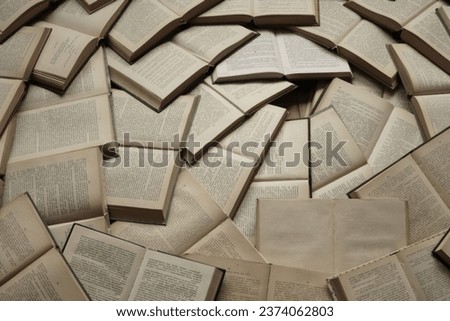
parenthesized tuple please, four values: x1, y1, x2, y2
(403, 2, 450, 65)
(186, 82, 244, 160)
(254, 0, 315, 16)
(9, 94, 115, 163)
(312, 164, 374, 199)
(293, 0, 361, 48)
(332, 254, 417, 300)
(0, 194, 55, 285)
(33, 21, 96, 80)
(110, 169, 227, 255)
(108, 0, 179, 54)
(255, 119, 309, 181)
(315, 78, 394, 159)
(48, 216, 109, 249)
(388, 43, 450, 95)
(367, 108, 424, 174)
(412, 128, 450, 208)
(187, 147, 255, 217)
(310, 107, 367, 191)
(129, 249, 221, 301)
(219, 104, 286, 161)
(158, 0, 204, 17)
(187, 255, 271, 301)
(338, 19, 397, 85)
(106, 44, 208, 109)
(257, 199, 335, 273)
(333, 199, 408, 273)
(350, 66, 385, 97)
(204, 76, 295, 115)
(0, 117, 15, 176)
(267, 265, 332, 301)
(0, 248, 89, 300)
(212, 29, 284, 82)
(0, 0, 45, 31)
(276, 30, 352, 79)
(45, 0, 128, 38)
(19, 47, 110, 111)
(233, 180, 310, 245)
(351, 155, 450, 243)
(3, 148, 106, 226)
(103, 147, 179, 220)
(172, 25, 256, 65)
(397, 234, 450, 300)
(111, 90, 196, 150)
(194, 0, 253, 19)
(411, 94, 450, 138)
(184, 218, 267, 263)
(0, 78, 24, 135)
(382, 84, 412, 112)
(0, 26, 48, 80)
(345, 0, 435, 29)
(63, 224, 146, 300)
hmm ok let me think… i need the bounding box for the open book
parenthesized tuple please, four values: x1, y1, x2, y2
(102, 91, 197, 224)
(314, 78, 424, 174)
(31, 0, 129, 93)
(192, 0, 320, 26)
(0, 118, 15, 176)
(0, 194, 89, 300)
(343, 0, 437, 32)
(0, 78, 25, 136)
(309, 107, 367, 191)
(291, 2, 399, 88)
(411, 93, 450, 139)
(0, 0, 52, 43)
(256, 199, 408, 274)
(187, 104, 287, 218)
(0, 26, 50, 81)
(107, 0, 222, 62)
(328, 232, 450, 300)
(63, 224, 225, 300)
(212, 29, 352, 83)
(106, 25, 256, 112)
(188, 255, 333, 301)
(19, 46, 111, 111)
(2, 148, 109, 247)
(433, 227, 450, 268)
(185, 77, 295, 163)
(349, 127, 450, 243)
(401, 2, 450, 74)
(387, 43, 450, 95)
(77, 0, 117, 13)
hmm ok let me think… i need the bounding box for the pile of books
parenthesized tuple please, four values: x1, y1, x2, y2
(0, 0, 449, 301)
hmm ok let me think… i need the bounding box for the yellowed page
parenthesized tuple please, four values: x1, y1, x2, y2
(331, 254, 417, 300)
(382, 84, 412, 112)
(19, 47, 110, 111)
(184, 218, 267, 263)
(45, 0, 127, 38)
(313, 164, 374, 199)
(3, 148, 106, 226)
(204, 76, 295, 115)
(111, 90, 196, 150)
(188, 255, 271, 301)
(0, 117, 15, 176)
(0, 78, 24, 135)
(411, 94, 450, 138)
(0, 194, 55, 286)
(129, 249, 221, 300)
(110, 169, 227, 255)
(351, 155, 450, 243)
(233, 180, 310, 245)
(9, 94, 115, 163)
(310, 107, 367, 191)
(0, 0, 45, 32)
(315, 78, 394, 159)
(0, 248, 89, 300)
(367, 107, 424, 174)
(292, 0, 361, 48)
(63, 224, 145, 300)
(194, 0, 253, 19)
(267, 265, 332, 301)
(397, 233, 450, 300)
